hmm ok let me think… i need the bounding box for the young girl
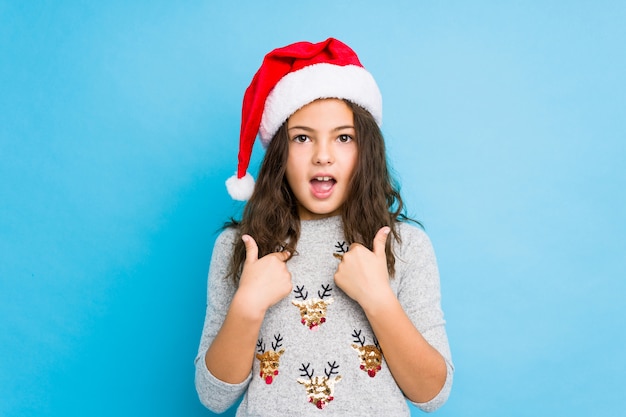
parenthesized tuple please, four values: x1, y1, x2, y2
(195, 38, 453, 415)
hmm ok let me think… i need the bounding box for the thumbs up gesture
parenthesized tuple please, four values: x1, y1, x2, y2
(237, 234, 293, 316)
(334, 227, 392, 307)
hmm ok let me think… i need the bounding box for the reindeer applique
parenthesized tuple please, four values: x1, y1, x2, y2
(351, 329, 383, 378)
(333, 241, 349, 260)
(297, 361, 342, 410)
(292, 284, 333, 330)
(255, 334, 284, 384)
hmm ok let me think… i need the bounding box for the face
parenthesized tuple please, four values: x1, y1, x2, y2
(285, 99, 358, 220)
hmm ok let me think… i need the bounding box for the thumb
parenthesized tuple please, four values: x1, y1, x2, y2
(274, 248, 291, 263)
(373, 226, 391, 257)
(242, 234, 259, 263)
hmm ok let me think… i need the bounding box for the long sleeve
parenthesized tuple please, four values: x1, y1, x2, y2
(194, 228, 251, 413)
(395, 223, 454, 412)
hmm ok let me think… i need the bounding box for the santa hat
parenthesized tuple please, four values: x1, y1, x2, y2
(226, 37, 382, 201)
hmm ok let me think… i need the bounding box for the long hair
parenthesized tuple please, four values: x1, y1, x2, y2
(225, 100, 414, 282)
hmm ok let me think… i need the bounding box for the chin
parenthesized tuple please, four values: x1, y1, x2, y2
(301, 207, 342, 220)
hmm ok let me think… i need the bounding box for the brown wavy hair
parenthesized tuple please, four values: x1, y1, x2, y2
(225, 100, 415, 282)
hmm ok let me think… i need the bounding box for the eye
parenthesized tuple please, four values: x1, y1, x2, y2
(337, 134, 353, 143)
(292, 134, 310, 143)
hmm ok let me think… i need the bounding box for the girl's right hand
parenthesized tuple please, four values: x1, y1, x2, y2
(236, 234, 292, 317)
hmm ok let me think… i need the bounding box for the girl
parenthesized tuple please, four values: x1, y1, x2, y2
(195, 38, 453, 415)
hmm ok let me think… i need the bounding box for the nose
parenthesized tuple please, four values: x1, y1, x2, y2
(313, 140, 333, 165)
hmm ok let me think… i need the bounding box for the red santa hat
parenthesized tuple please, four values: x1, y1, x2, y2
(226, 37, 382, 201)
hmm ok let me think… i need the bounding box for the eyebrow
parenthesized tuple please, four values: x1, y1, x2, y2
(287, 125, 355, 132)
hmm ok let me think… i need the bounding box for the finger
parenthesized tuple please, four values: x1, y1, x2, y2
(373, 226, 391, 257)
(242, 234, 259, 263)
(274, 249, 291, 262)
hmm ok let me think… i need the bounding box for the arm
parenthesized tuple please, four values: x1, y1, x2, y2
(204, 234, 292, 383)
(195, 232, 292, 412)
(334, 226, 452, 407)
(360, 286, 447, 402)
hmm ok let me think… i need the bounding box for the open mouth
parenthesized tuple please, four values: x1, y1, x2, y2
(310, 176, 336, 198)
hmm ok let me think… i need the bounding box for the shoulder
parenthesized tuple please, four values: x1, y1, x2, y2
(216, 226, 240, 246)
(211, 226, 240, 257)
(395, 221, 432, 250)
(206, 227, 240, 288)
(393, 221, 438, 266)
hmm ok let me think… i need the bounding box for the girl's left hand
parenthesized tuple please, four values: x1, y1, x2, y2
(334, 226, 392, 306)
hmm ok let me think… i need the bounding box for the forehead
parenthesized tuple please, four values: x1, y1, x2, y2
(287, 99, 354, 128)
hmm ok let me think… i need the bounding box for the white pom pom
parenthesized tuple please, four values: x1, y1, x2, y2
(225, 172, 255, 201)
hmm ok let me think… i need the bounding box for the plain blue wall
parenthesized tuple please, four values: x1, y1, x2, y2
(1, 1, 625, 416)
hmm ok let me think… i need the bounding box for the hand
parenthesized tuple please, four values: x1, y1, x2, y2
(236, 234, 292, 316)
(334, 227, 393, 306)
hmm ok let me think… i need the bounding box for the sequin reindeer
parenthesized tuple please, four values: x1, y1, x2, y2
(332, 241, 349, 260)
(297, 361, 342, 410)
(292, 284, 333, 330)
(351, 329, 383, 377)
(255, 334, 284, 384)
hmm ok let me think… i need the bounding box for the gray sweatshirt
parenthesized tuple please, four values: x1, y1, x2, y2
(195, 216, 453, 416)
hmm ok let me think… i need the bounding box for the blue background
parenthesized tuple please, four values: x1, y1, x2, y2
(1, 1, 625, 416)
